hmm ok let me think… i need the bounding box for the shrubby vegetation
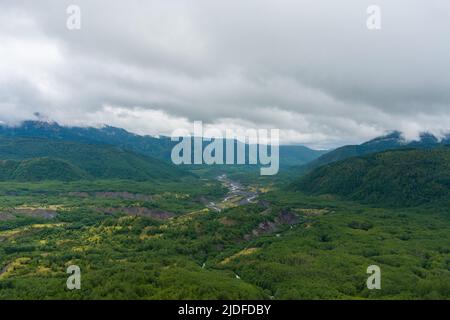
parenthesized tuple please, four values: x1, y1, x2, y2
(0, 176, 449, 299)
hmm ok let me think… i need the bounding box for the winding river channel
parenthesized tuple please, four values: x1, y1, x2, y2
(206, 174, 259, 212)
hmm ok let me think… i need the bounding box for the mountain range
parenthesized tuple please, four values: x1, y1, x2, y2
(0, 120, 449, 188)
(291, 131, 450, 175)
(0, 121, 327, 168)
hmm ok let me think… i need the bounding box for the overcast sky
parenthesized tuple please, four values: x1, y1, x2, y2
(0, 0, 449, 148)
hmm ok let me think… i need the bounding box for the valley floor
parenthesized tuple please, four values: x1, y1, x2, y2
(0, 177, 449, 299)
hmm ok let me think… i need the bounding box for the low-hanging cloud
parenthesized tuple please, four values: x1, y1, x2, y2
(0, 0, 449, 148)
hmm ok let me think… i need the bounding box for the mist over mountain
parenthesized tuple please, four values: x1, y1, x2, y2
(0, 120, 174, 160)
(295, 131, 450, 174)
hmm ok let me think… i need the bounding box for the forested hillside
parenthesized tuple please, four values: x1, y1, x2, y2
(292, 147, 450, 207)
(0, 158, 88, 181)
(0, 137, 189, 181)
(300, 132, 450, 173)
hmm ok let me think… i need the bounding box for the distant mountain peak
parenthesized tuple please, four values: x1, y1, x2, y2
(32, 112, 52, 122)
(20, 119, 59, 127)
(363, 130, 450, 146)
(363, 131, 405, 146)
(300, 129, 450, 172)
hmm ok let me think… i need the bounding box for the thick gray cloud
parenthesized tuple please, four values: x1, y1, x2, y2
(0, 0, 449, 148)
